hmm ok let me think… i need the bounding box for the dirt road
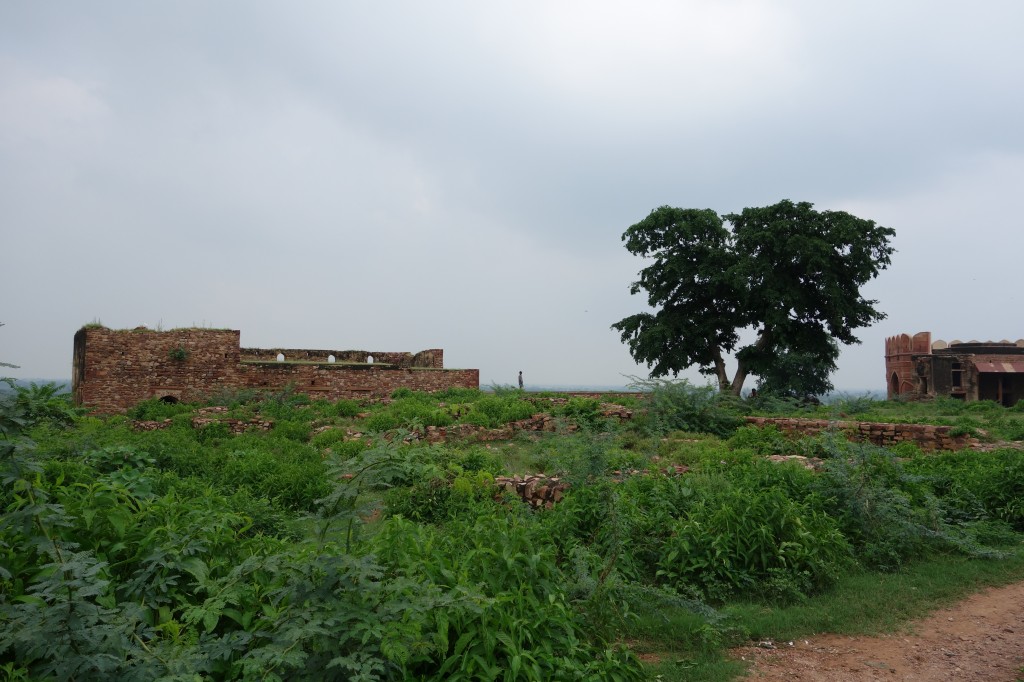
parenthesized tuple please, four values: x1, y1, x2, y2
(735, 581, 1024, 681)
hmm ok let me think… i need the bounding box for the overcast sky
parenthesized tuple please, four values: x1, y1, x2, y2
(2, 1, 1023, 391)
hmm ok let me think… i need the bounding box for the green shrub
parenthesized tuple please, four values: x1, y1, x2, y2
(827, 392, 879, 416)
(363, 397, 454, 432)
(433, 387, 482, 403)
(657, 487, 851, 601)
(372, 515, 645, 680)
(809, 441, 995, 570)
(272, 419, 311, 442)
(558, 397, 609, 430)
(633, 378, 745, 437)
(195, 420, 231, 444)
(462, 395, 535, 429)
(332, 398, 363, 417)
(727, 424, 791, 455)
(453, 446, 504, 475)
(127, 397, 194, 421)
(907, 448, 1024, 531)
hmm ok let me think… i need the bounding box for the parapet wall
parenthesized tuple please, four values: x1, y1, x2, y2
(744, 417, 979, 452)
(73, 327, 477, 413)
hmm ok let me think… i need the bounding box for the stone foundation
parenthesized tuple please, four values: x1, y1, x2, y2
(744, 417, 980, 452)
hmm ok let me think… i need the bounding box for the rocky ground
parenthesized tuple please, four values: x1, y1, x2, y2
(734, 581, 1024, 680)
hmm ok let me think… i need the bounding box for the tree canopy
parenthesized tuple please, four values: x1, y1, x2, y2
(612, 200, 895, 396)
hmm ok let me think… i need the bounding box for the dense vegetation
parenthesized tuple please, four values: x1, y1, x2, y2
(2, 380, 1023, 680)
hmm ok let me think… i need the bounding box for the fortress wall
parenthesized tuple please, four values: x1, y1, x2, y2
(73, 327, 240, 413)
(73, 327, 475, 413)
(234, 362, 478, 400)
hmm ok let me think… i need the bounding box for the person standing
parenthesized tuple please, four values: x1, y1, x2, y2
(518, 371, 524, 390)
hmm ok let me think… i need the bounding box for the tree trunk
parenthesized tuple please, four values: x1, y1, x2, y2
(711, 347, 730, 392)
(729, 331, 772, 396)
(730, 362, 749, 396)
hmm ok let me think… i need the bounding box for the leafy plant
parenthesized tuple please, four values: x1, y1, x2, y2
(630, 377, 745, 437)
(656, 487, 851, 601)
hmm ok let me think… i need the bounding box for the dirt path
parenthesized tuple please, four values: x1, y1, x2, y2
(734, 581, 1024, 681)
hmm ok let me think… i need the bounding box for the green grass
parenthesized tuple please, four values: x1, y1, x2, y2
(727, 545, 1024, 640)
(631, 545, 1024, 680)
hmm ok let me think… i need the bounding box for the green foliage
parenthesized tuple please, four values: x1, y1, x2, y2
(906, 448, 1024, 531)
(808, 441, 1011, 571)
(126, 397, 195, 421)
(557, 397, 611, 430)
(374, 515, 644, 681)
(4, 387, 1023, 680)
(727, 425, 792, 456)
(755, 339, 839, 400)
(331, 398, 364, 418)
(612, 200, 895, 395)
(9, 382, 81, 429)
(827, 392, 880, 417)
(656, 487, 852, 601)
(461, 395, 535, 429)
(632, 378, 744, 437)
(363, 396, 455, 432)
(273, 418, 312, 442)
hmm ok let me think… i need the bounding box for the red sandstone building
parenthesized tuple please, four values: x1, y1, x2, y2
(885, 332, 1024, 406)
(73, 326, 479, 413)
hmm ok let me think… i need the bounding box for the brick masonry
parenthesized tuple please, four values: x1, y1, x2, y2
(744, 416, 979, 452)
(72, 326, 479, 413)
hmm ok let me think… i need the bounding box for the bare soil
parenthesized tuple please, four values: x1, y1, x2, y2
(734, 581, 1024, 681)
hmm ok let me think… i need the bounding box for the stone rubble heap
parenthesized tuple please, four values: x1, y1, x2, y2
(494, 474, 568, 509)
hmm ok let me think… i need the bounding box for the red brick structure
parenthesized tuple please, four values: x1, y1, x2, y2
(72, 326, 479, 413)
(885, 332, 1024, 406)
(744, 417, 979, 452)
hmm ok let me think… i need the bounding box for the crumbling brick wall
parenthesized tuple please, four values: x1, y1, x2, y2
(73, 326, 477, 413)
(744, 417, 979, 452)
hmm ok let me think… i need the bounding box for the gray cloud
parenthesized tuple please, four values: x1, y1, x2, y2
(3, 1, 1022, 391)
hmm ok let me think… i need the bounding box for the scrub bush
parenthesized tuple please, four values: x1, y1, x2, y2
(656, 487, 851, 601)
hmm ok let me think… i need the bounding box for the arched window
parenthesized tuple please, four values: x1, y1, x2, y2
(890, 372, 900, 395)
(328, 355, 336, 363)
(366, 355, 374, 364)
(277, 353, 285, 362)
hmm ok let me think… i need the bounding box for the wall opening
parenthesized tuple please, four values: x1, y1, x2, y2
(158, 395, 179, 404)
(890, 372, 899, 395)
(366, 355, 374, 364)
(328, 355, 336, 363)
(276, 353, 285, 362)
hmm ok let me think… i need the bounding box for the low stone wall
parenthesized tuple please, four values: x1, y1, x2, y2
(744, 417, 980, 452)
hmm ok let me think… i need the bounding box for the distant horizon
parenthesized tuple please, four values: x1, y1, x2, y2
(5, 376, 886, 398)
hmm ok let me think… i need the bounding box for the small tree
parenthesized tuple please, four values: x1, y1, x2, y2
(613, 200, 894, 396)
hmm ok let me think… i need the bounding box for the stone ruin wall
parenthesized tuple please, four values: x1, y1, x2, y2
(73, 327, 478, 413)
(884, 331, 932, 399)
(744, 416, 979, 452)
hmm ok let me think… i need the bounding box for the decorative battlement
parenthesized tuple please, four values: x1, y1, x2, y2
(72, 326, 478, 413)
(884, 332, 1024, 406)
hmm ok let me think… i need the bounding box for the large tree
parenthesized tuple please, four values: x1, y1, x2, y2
(612, 200, 895, 396)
